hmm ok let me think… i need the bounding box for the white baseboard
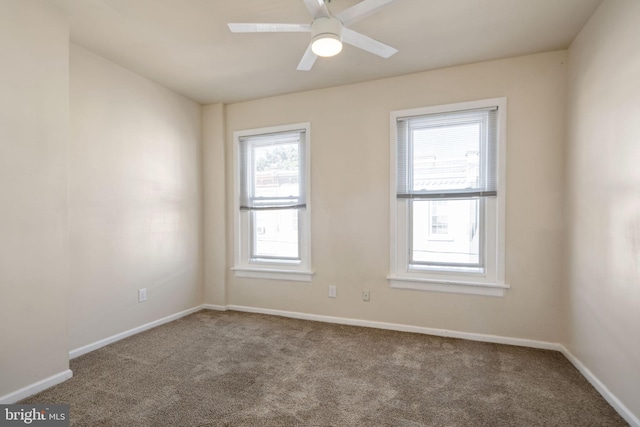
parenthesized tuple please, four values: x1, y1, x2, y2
(69, 305, 203, 359)
(220, 304, 562, 351)
(204, 304, 638, 424)
(201, 304, 228, 311)
(0, 369, 73, 404)
(560, 346, 639, 427)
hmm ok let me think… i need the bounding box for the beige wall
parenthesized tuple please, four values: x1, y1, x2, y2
(5, 3, 637, 419)
(68, 44, 203, 350)
(0, 0, 70, 398)
(566, 0, 640, 420)
(223, 51, 568, 343)
(203, 104, 228, 306)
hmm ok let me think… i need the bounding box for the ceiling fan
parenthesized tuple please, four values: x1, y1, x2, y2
(228, 0, 398, 71)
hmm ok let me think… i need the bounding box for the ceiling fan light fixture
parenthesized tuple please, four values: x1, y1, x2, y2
(311, 33, 342, 57)
(310, 17, 343, 57)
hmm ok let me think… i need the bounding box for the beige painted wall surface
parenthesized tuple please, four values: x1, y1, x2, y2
(0, 0, 70, 397)
(69, 44, 203, 351)
(223, 51, 567, 343)
(566, 0, 640, 420)
(203, 104, 227, 306)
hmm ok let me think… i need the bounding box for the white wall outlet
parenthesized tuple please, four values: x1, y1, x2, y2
(362, 290, 370, 301)
(329, 285, 337, 298)
(138, 288, 147, 303)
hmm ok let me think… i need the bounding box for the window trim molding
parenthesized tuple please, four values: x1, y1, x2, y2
(387, 276, 509, 297)
(389, 98, 508, 296)
(231, 267, 314, 282)
(233, 122, 312, 280)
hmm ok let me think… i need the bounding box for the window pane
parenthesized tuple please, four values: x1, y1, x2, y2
(252, 142, 299, 201)
(430, 200, 449, 235)
(412, 123, 480, 192)
(412, 199, 480, 266)
(252, 209, 299, 259)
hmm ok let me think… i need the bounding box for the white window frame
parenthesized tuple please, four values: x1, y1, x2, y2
(232, 122, 313, 282)
(388, 98, 509, 297)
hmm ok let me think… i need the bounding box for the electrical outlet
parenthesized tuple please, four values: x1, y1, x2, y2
(362, 290, 370, 302)
(329, 285, 337, 298)
(138, 288, 147, 303)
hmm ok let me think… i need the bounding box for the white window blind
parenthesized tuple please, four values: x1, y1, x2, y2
(239, 130, 306, 211)
(396, 107, 498, 200)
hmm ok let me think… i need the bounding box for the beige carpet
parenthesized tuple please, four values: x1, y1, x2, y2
(24, 310, 626, 426)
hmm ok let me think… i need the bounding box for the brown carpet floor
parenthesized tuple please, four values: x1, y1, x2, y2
(24, 310, 626, 426)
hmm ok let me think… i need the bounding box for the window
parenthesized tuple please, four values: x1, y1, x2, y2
(389, 99, 508, 296)
(232, 123, 312, 281)
(428, 200, 451, 238)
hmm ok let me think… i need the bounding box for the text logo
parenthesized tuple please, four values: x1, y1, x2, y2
(0, 405, 69, 427)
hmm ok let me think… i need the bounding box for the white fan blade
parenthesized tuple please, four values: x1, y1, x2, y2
(336, 0, 397, 27)
(302, 0, 330, 19)
(228, 23, 311, 33)
(342, 28, 397, 58)
(297, 44, 318, 71)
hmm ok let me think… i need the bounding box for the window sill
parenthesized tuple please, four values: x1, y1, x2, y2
(232, 267, 314, 282)
(388, 276, 509, 297)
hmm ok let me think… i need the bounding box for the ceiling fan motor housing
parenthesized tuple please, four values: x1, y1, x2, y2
(311, 17, 343, 41)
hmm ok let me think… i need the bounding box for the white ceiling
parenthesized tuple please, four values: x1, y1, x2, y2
(49, 0, 602, 105)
